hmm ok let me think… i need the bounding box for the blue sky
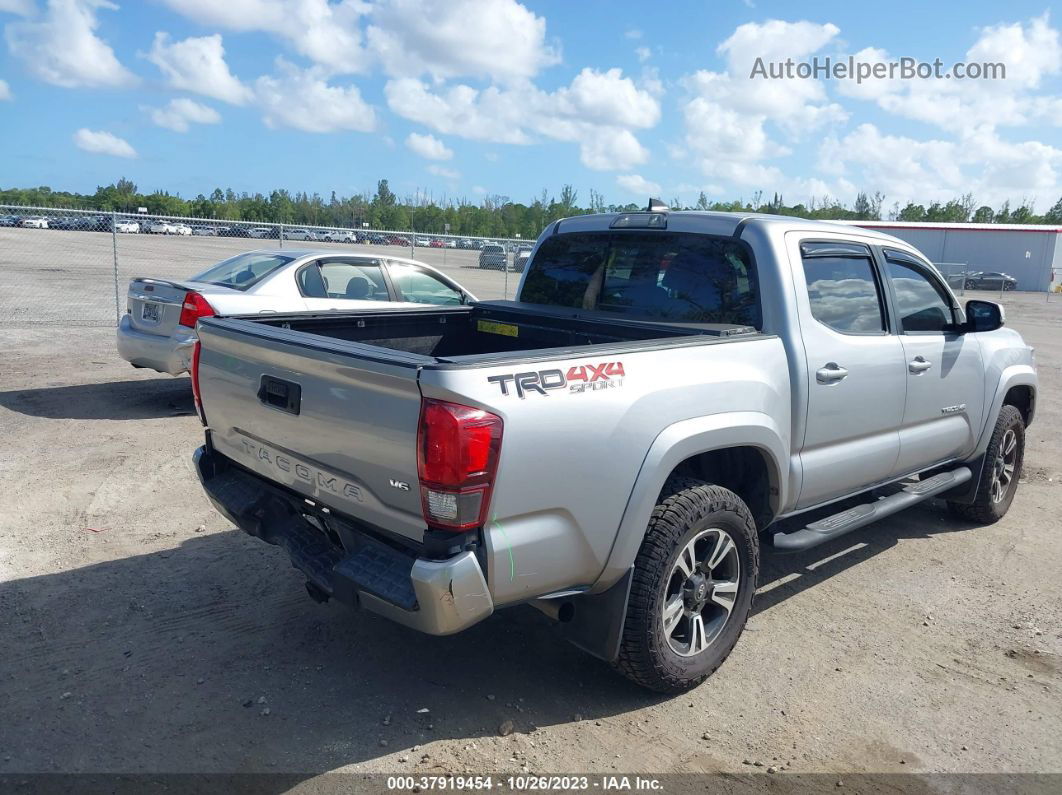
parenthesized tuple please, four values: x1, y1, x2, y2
(0, 0, 1059, 211)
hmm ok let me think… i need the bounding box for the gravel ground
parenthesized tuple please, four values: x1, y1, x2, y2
(0, 233, 1059, 785)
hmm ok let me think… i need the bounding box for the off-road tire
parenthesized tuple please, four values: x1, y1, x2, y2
(613, 477, 758, 693)
(948, 404, 1025, 523)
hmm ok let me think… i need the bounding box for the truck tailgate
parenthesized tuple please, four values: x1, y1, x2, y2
(195, 318, 427, 542)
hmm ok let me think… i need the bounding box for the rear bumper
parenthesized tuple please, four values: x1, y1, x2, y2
(194, 444, 493, 635)
(116, 314, 196, 375)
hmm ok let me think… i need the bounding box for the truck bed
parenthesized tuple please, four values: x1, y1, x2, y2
(229, 301, 759, 366)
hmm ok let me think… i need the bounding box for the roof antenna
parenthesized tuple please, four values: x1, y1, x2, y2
(646, 197, 669, 212)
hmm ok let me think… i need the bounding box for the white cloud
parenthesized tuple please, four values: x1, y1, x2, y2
(146, 32, 253, 105)
(255, 58, 376, 133)
(159, 0, 370, 75)
(73, 128, 136, 158)
(0, 78, 10, 100)
(160, 0, 555, 82)
(635, 46, 651, 63)
(625, 29, 642, 40)
(427, 164, 460, 179)
(818, 123, 1062, 208)
(5, 0, 137, 88)
(577, 129, 648, 171)
(406, 132, 453, 160)
(386, 67, 659, 170)
(838, 15, 1062, 131)
(146, 97, 221, 132)
(367, 0, 558, 82)
(616, 174, 662, 196)
(678, 19, 847, 186)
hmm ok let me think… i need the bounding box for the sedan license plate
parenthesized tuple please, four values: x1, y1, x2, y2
(141, 302, 161, 322)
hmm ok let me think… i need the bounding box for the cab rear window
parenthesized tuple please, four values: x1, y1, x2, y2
(191, 252, 295, 291)
(521, 231, 761, 327)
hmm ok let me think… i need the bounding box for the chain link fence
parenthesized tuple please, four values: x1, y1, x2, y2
(2, 204, 1052, 328)
(0, 204, 532, 327)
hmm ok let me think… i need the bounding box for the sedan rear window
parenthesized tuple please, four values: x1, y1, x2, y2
(191, 252, 295, 291)
(521, 231, 761, 327)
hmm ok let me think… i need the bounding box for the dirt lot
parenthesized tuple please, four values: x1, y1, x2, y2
(0, 231, 1060, 785)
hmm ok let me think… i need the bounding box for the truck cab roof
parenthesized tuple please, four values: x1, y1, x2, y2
(549, 209, 906, 246)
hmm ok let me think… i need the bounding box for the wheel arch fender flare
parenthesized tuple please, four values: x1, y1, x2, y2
(593, 411, 789, 591)
(975, 365, 1037, 457)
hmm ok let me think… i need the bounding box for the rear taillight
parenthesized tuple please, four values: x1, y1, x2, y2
(190, 340, 206, 425)
(417, 398, 503, 531)
(179, 290, 215, 328)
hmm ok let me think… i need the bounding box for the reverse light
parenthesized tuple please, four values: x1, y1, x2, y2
(179, 290, 215, 328)
(417, 398, 503, 531)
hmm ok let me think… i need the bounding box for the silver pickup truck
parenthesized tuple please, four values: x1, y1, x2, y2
(191, 209, 1037, 692)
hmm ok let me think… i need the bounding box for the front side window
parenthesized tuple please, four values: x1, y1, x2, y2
(887, 261, 955, 333)
(299, 260, 390, 301)
(521, 231, 761, 327)
(191, 252, 294, 291)
(802, 255, 885, 333)
(389, 264, 464, 305)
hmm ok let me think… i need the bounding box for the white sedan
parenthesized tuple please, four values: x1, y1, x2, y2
(20, 216, 49, 229)
(117, 249, 477, 375)
(115, 220, 140, 233)
(149, 221, 178, 234)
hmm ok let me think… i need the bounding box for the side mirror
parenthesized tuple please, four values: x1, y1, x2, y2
(965, 299, 1005, 333)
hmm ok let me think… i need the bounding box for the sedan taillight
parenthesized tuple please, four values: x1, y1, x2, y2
(179, 290, 215, 328)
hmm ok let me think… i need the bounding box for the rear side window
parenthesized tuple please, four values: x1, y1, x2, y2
(521, 231, 761, 327)
(802, 255, 885, 333)
(299, 260, 390, 300)
(191, 252, 294, 291)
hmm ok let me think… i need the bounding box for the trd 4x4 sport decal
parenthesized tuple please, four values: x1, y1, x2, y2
(488, 362, 626, 398)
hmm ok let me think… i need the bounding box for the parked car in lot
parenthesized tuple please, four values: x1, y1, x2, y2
(247, 227, 277, 239)
(19, 216, 49, 229)
(0, 214, 20, 226)
(389, 235, 411, 246)
(284, 228, 317, 241)
(48, 215, 81, 230)
(428, 238, 444, 248)
(149, 221, 178, 234)
(191, 209, 1037, 693)
(963, 271, 1018, 291)
(117, 249, 476, 375)
(321, 229, 356, 243)
(478, 243, 508, 269)
(512, 246, 532, 273)
(191, 225, 217, 236)
(114, 220, 140, 233)
(414, 236, 431, 247)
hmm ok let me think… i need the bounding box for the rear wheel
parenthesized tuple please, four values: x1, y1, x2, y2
(948, 404, 1025, 523)
(613, 478, 758, 693)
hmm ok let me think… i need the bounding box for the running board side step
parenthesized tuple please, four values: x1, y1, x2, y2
(772, 466, 972, 553)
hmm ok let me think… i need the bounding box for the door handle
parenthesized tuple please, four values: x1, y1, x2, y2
(909, 356, 933, 374)
(816, 362, 849, 384)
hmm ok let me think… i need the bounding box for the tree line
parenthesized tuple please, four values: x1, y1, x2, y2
(2, 180, 1060, 238)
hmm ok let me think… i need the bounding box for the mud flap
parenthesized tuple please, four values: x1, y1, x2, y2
(939, 454, 986, 505)
(556, 567, 633, 662)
